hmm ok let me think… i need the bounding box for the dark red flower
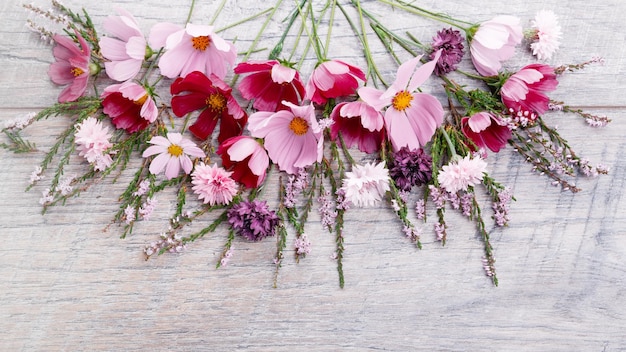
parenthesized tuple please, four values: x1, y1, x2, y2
(101, 81, 158, 133)
(461, 111, 511, 152)
(329, 101, 384, 154)
(234, 60, 305, 112)
(170, 71, 247, 142)
(500, 63, 558, 121)
(305, 60, 366, 105)
(217, 136, 269, 189)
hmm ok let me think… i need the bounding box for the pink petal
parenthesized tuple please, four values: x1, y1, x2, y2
(407, 50, 441, 92)
(271, 64, 296, 84)
(142, 144, 167, 157)
(104, 59, 142, 82)
(467, 112, 492, 132)
(126, 36, 146, 60)
(164, 156, 181, 179)
(140, 99, 158, 123)
(148, 22, 183, 49)
(149, 152, 171, 174)
(100, 37, 129, 61)
(358, 87, 388, 112)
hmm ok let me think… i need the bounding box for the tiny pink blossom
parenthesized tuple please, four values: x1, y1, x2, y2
(48, 30, 91, 102)
(74, 117, 113, 171)
(100, 8, 148, 81)
(359, 51, 444, 151)
(247, 101, 323, 175)
(142, 132, 206, 180)
(191, 162, 238, 206)
(469, 16, 523, 76)
(149, 22, 236, 79)
(438, 155, 488, 193)
(340, 161, 391, 207)
(305, 59, 366, 104)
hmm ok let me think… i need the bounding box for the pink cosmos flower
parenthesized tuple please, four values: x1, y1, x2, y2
(74, 117, 113, 171)
(529, 10, 562, 61)
(305, 60, 366, 105)
(217, 136, 269, 189)
(330, 101, 384, 154)
(340, 161, 391, 207)
(234, 60, 306, 112)
(358, 51, 444, 152)
(461, 112, 511, 153)
(100, 8, 148, 81)
(438, 155, 487, 193)
(191, 162, 238, 206)
(48, 31, 91, 102)
(500, 63, 558, 119)
(101, 81, 158, 133)
(142, 132, 206, 180)
(170, 71, 247, 142)
(247, 101, 323, 174)
(469, 16, 523, 76)
(149, 22, 236, 79)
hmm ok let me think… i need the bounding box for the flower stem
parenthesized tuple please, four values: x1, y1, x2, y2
(186, 0, 196, 24)
(439, 126, 457, 158)
(209, 0, 227, 25)
(378, 0, 471, 31)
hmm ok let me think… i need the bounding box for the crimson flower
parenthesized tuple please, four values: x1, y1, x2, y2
(305, 60, 366, 105)
(217, 136, 269, 189)
(170, 71, 247, 142)
(330, 101, 384, 154)
(461, 112, 511, 152)
(500, 63, 558, 120)
(234, 60, 305, 112)
(101, 81, 158, 133)
(48, 31, 91, 102)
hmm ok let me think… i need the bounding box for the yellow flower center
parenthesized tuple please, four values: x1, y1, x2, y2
(168, 144, 184, 157)
(134, 94, 148, 106)
(71, 67, 85, 77)
(206, 93, 227, 112)
(191, 35, 211, 51)
(392, 90, 413, 111)
(289, 117, 309, 136)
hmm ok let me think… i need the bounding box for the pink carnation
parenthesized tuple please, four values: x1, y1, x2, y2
(340, 161, 391, 207)
(438, 155, 487, 193)
(149, 23, 236, 79)
(191, 163, 238, 206)
(305, 60, 366, 105)
(247, 101, 323, 174)
(100, 8, 147, 81)
(48, 30, 91, 102)
(74, 117, 113, 171)
(358, 51, 444, 151)
(469, 16, 523, 76)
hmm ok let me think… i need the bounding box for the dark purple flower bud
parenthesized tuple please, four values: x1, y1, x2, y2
(227, 200, 280, 241)
(429, 28, 465, 76)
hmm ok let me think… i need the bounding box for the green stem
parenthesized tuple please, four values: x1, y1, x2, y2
(378, 0, 471, 31)
(439, 126, 457, 158)
(323, 0, 337, 59)
(209, 0, 227, 25)
(186, 0, 196, 24)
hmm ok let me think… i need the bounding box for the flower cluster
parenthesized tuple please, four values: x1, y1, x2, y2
(6, 1, 610, 288)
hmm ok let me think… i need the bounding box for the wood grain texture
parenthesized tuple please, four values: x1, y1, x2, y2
(1, 0, 625, 351)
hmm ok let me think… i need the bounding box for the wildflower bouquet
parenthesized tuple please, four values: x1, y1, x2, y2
(4, 0, 610, 287)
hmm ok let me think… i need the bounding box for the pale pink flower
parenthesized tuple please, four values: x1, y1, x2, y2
(305, 60, 366, 104)
(469, 16, 523, 76)
(149, 22, 236, 79)
(528, 10, 562, 60)
(74, 117, 113, 171)
(191, 162, 238, 206)
(142, 132, 206, 180)
(438, 155, 488, 193)
(100, 8, 148, 81)
(48, 30, 91, 102)
(247, 101, 323, 175)
(340, 161, 391, 207)
(358, 51, 444, 151)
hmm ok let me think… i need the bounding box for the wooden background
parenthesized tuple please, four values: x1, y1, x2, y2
(1, 0, 625, 350)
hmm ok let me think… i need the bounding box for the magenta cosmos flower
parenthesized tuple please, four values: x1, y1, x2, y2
(247, 101, 323, 174)
(305, 60, 366, 105)
(170, 71, 247, 143)
(142, 132, 206, 180)
(358, 51, 444, 151)
(469, 16, 522, 76)
(100, 8, 148, 81)
(48, 31, 91, 103)
(149, 22, 236, 79)
(500, 63, 558, 119)
(461, 112, 511, 153)
(101, 81, 158, 133)
(217, 136, 269, 189)
(330, 101, 384, 154)
(191, 162, 238, 206)
(234, 60, 306, 112)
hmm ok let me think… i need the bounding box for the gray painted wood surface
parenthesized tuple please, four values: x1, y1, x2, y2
(1, 0, 625, 350)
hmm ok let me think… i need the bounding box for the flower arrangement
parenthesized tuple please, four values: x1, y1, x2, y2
(5, 0, 610, 287)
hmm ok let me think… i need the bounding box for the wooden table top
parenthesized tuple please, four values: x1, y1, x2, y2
(1, 0, 625, 350)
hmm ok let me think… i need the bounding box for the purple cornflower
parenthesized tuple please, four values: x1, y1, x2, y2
(318, 191, 338, 229)
(227, 200, 280, 241)
(430, 28, 465, 76)
(388, 147, 433, 192)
